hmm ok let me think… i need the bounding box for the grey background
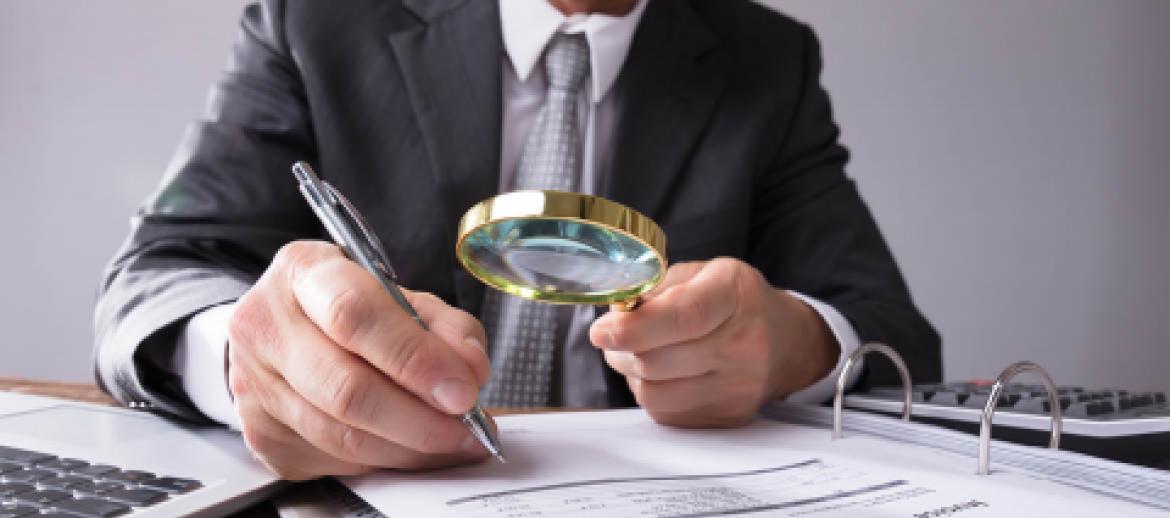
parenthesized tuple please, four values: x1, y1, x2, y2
(1, 1, 1167, 392)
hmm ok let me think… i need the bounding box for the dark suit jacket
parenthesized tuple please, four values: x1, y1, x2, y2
(94, 0, 942, 423)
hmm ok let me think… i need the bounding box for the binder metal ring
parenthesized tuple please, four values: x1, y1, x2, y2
(977, 360, 1062, 474)
(832, 342, 912, 439)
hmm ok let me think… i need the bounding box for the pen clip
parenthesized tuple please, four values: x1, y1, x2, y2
(324, 183, 399, 282)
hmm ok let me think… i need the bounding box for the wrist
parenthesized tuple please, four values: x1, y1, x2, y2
(768, 289, 838, 399)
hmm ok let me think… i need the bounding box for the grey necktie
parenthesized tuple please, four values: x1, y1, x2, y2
(480, 33, 590, 407)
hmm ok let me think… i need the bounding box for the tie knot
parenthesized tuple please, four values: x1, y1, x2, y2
(543, 33, 590, 92)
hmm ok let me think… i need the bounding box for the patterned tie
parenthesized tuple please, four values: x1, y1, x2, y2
(480, 33, 590, 407)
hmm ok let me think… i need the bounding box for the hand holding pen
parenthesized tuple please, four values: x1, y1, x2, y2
(292, 161, 503, 462)
(219, 162, 502, 480)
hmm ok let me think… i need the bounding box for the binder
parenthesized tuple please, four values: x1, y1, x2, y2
(283, 343, 1170, 516)
(772, 341, 1170, 509)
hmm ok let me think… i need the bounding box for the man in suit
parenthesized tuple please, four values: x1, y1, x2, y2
(95, 0, 940, 479)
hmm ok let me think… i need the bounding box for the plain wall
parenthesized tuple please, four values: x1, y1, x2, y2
(1, 1, 1167, 392)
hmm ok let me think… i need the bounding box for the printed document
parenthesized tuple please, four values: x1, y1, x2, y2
(343, 409, 1161, 517)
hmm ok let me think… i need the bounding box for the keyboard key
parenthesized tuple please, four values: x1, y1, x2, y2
(101, 470, 155, 485)
(929, 391, 969, 406)
(962, 393, 1009, 409)
(0, 503, 39, 517)
(0, 463, 21, 474)
(1012, 397, 1051, 413)
(3, 469, 55, 483)
(0, 482, 35, 498)
(51, 497, 130, 518)
(1155, 392, 1167, 404)
(0, 447, 53, 466)
(39, 475, 93, 491)
(101, 487, 167, 507)
(71, 466, 118, 479)
(74, 482, 123, 497)
(35, 459, 88, 473)
(1094, 400, 1116, 414)
(10, 489, 72, 507)
(1066, 401, 1114, 418)
(140, 477, 202, 494)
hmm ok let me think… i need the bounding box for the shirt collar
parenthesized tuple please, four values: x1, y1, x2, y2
(499, 0, 648, 103)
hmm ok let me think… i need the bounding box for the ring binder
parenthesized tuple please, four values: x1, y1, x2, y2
(832, 342, 911, 439)
(977, 360, 1062, 475)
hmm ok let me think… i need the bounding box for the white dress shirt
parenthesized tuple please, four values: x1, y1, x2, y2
(172, 0, 862, 427)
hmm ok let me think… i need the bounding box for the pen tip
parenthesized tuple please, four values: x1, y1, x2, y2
(494, 453, 507, 464)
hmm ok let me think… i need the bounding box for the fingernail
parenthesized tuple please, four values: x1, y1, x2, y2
(606, 326, 617, 349)
(433, 378, 474, 414)
(591, 324, 615, 349)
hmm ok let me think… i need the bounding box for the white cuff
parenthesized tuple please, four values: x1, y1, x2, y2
(174, 302, 241, 429)
(782, 291, 863, 404)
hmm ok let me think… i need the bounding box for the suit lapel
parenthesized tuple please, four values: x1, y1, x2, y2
(603, 0, 727, 221)
(390, 0, 501, 313)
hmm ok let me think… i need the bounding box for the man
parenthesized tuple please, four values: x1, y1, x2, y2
(95, 0, 940, 480)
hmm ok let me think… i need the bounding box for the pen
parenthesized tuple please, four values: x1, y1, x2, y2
(291, 161, 505, 463)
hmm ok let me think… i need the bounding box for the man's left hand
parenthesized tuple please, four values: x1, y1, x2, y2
(589, 258, 838, 427)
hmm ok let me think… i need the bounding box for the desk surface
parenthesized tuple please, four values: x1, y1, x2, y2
(0, 377, 567, 517)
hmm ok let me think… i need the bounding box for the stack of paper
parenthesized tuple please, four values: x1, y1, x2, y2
(342, 409, 1166, 517)
(765, 402, 1170, 511)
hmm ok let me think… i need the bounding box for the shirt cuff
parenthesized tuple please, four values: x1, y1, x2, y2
(782, 291, 863, 404)
(174, 302, 241, 429)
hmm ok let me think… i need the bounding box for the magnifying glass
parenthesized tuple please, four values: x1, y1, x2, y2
(456, 190, 667, 311)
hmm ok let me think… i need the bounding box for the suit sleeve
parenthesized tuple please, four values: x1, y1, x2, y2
(93, 0, 320, 421)
(748, 24, 942, 387)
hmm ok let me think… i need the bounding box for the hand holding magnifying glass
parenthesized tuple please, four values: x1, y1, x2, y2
(457, 191, 840, 427)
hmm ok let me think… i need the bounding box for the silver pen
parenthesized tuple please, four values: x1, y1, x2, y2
(291, 161, 504, 463)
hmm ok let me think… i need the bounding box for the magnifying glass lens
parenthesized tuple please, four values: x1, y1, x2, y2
(461, 218, 661, 300)
(457, 191, 667, 306)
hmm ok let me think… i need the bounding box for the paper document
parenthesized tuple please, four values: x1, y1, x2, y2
(344, 409, 1161, 517)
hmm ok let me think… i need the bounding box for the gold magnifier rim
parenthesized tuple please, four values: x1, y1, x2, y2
(455, 190, 667, 305)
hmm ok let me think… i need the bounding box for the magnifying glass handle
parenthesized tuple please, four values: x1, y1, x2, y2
(614, 297, 642, 312)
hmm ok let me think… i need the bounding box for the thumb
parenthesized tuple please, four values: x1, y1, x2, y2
(603, 260, 704, 315)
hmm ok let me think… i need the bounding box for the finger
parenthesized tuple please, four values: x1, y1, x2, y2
(403, 290, 491, 386)
(591, 260, 739, 352)
(233, 371, 370, 480)
(603, 341, 715, 381)
(250, 357, 487, 468)
(638, 261, 705, 302)
(266, 309, 477, 455)
(292, 255, 481, 414)
(627, 375, 717, 416)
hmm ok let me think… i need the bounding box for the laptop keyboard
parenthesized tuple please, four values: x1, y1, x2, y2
(0, 445, 201, 517)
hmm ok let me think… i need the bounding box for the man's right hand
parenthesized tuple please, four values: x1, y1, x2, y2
(226, 241, 493, 480)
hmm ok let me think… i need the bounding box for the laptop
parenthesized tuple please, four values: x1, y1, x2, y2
(0, 390, 281, 517)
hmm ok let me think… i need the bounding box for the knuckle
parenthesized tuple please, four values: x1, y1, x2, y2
(412, 418, 463, 454)
(319, 285, 373, 348)
(321, 367, 375, 423)
(272, 240, 331, 278)
(385, 330, 436, 383)
(227, 366, 250, 398)
(628, 354, 652, 380)
(239, 420, 279, 458)
(674, 295, 708, 338)
(228, 294, 270, 350)
(325, 422, 370, 461)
